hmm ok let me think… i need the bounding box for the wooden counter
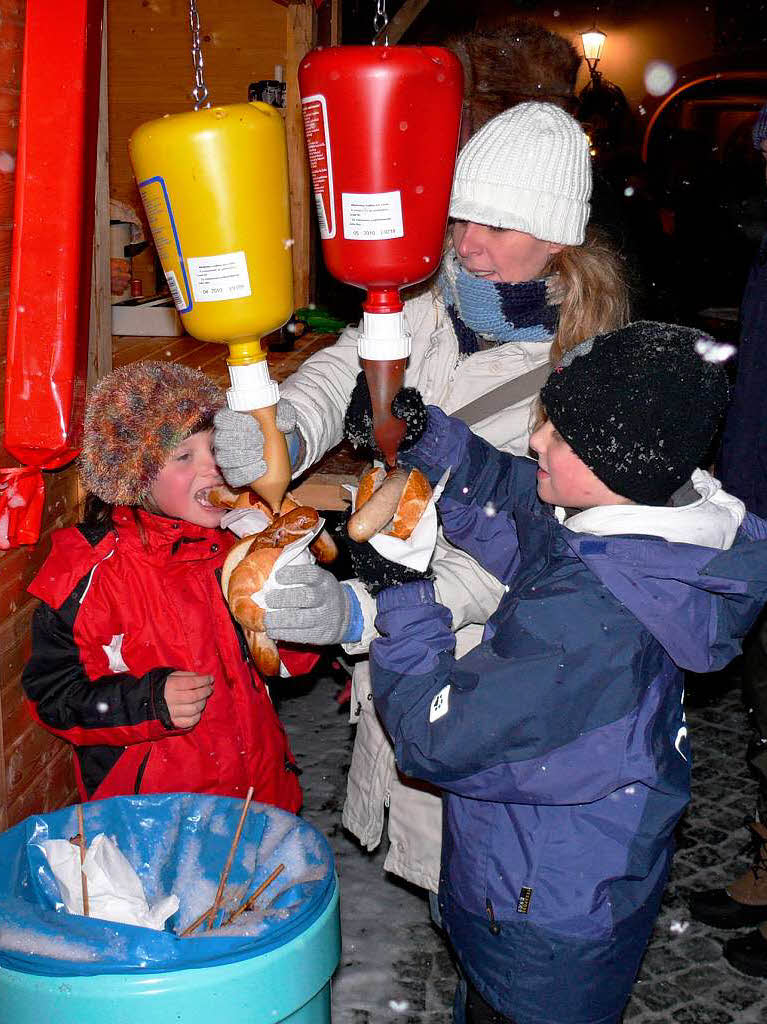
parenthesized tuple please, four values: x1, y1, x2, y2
(112, 331, 367, 509)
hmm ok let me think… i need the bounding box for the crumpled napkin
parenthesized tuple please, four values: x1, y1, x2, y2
(250, 519, 326, 611)
(344, 469, 449, 572)
(219, 506, 272, 538)
(42, 833, 179, 930)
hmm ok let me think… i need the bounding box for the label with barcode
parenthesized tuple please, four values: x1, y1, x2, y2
(137, 174, 192, 312)
(314, 192, 329, 237)
(302, 94, 336, 239)
(165, 270, 184, 309)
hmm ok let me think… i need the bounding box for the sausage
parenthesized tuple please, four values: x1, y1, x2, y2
(347, 468, 410, 542)
(279, 494, 338, 564)
(249, 507, 319, 549)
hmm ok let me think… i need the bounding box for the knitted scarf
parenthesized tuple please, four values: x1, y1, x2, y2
(438, 250, 563, 355)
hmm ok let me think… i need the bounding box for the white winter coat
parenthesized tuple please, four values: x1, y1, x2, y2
(280, 287, 553, 892)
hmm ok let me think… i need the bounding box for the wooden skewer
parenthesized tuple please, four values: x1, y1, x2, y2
(180, 903, 217, 939)
(180, 786, 254, 937)
(222, 862, 285, 928)
(77, 804, 89, 917)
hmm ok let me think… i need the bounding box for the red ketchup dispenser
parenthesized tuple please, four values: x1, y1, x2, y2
(298, 46, 463, 465)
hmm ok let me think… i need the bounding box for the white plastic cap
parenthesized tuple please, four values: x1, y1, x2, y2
(357, 311, 412, 360)
(226, 360, 280, 410)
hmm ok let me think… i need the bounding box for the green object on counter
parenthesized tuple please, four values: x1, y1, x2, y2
(294, 306, 349, 333)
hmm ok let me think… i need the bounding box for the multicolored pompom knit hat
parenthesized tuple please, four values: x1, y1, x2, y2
(79, 361, 225, 506)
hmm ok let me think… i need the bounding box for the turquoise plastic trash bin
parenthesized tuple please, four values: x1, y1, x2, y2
(0, 794, 341, 1024)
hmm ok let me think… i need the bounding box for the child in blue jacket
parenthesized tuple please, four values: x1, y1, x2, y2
(343, 322, 767, 1024)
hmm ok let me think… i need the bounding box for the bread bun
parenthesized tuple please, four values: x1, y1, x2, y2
(279, 494, 338, 564)
(389, 469, 431, 540)
(356, 466, 386, 510)
(234, 490, 263, 510)
(207, 484, 244, 509)
(347, 467, 431, 542)
(221, 502, 328, 677)
(246, 630, 281, 678)
(249, 506, 319, 549)
(227, 546, 283, 632)
(221, 536, 257, 598)
(224, 542, 282, 675)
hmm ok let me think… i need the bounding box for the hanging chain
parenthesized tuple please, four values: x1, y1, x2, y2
(189, 0, 210, 110)
(372, 0, 389, 46)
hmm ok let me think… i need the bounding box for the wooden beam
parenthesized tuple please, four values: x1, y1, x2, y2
(330, 0, 341, 45)
(374, 0, 432, 46)
(88, 0, 112, 393)
(285, 4, 317, 307)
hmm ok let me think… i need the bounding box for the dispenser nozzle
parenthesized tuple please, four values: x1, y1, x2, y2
(225, 343, 291, 513)
(248, 405, 292, 512)
(361, 357, 407, 467)
(358, 307, 412, 467)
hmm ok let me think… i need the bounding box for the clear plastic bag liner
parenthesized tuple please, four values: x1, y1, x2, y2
(0, 793, 334, 976)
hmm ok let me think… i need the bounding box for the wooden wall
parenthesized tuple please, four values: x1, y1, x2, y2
(0, 0, 317, 831)
(0, 0, 82, 831)
(107, 0, 314, 305)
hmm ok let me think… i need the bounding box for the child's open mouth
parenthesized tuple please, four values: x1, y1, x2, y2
(194, 487, 218, 509)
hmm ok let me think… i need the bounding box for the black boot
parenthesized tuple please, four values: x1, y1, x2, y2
(688, 820, 767, 929)
(724, 925, 767, 977)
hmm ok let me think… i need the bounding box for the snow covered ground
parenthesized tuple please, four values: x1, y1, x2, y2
(276, 667, 767, 1024)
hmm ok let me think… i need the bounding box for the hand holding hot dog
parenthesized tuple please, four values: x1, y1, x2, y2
(264, 564, 357, 645)
(343, 529, 431, 596)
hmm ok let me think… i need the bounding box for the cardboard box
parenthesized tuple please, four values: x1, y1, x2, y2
(112, 296, 183, 337)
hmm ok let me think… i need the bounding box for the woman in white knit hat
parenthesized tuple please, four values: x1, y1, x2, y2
(214, 101, 631, 905)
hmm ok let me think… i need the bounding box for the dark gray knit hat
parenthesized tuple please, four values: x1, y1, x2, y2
(80, 361, 225, 505)
(540, 321, 730, 505)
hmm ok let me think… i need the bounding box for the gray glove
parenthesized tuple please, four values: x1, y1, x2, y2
(213, 400, 298, 487)
(264, 564, 356, 646)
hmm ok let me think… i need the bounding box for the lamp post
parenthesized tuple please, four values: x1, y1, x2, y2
(577, 26, 633, 175)
(581, 27, 607, 81)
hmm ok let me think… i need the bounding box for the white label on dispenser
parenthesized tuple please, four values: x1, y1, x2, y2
(342, 191, 404, 241)
(187, 251, 252, 303)
(302, 94, 336, 240)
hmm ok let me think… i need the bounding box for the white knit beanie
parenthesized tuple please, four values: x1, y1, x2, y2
(449, 102, 592, 246)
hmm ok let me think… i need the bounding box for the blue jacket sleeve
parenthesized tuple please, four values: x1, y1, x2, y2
(370, 580, 648, 805)
(402, 406, 543, 583)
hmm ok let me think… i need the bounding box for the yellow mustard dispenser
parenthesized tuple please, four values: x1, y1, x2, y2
(128, 102, 294, 512)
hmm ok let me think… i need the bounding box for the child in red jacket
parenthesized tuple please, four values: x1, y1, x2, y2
(22, 361, 312, 808)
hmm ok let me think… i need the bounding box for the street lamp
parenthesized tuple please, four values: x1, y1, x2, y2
(581, 27, 606, 80)
(577, 26, 634, 171)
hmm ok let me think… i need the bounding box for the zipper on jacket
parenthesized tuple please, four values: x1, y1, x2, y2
(485, 897, 501, 936)
(134, 748, 152, 794)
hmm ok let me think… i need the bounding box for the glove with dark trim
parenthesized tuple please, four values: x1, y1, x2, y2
(343, 372, 428, 457)
(339, 520, 431, 597)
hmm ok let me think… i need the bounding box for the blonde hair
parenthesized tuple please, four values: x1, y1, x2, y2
(546, 226, 632, 365)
